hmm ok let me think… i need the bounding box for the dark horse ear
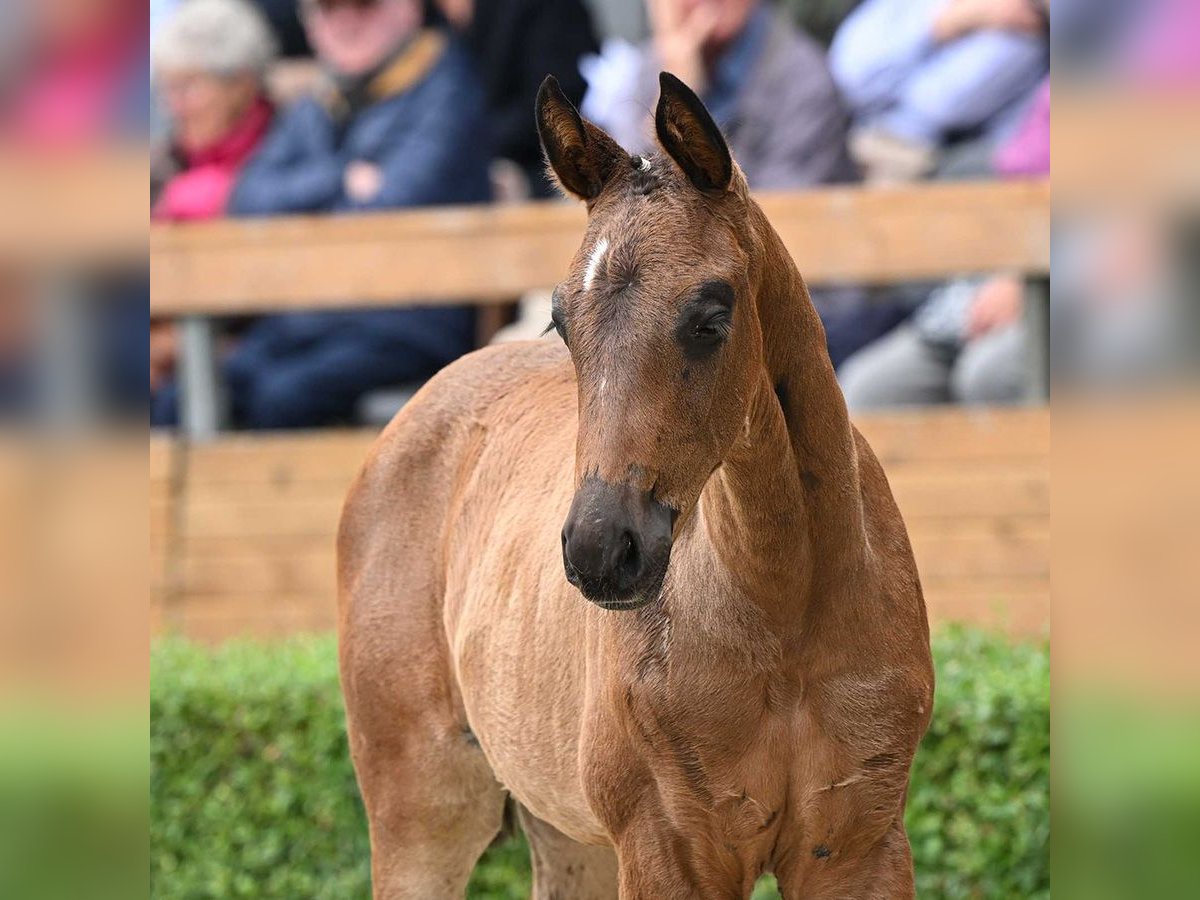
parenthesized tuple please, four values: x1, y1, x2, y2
(655, 72, 733, 194)
(535, 75, 624, 202)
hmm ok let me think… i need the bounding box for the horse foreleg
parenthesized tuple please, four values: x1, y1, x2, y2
(774, 820, 916, 900)
(517, 805, 619, 900)
(341, 605, 506, 899)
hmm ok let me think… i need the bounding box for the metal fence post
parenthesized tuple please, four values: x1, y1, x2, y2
(179, 316, 225, 439)
(39, 274, 100, 431)
(1023, 276, 1051, 404)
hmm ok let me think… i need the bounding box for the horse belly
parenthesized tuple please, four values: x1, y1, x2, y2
(450, 565, 608, 845)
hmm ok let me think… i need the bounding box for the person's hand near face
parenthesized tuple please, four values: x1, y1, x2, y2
(344, 160, 384, 202)
(435, 0, 474, 29)
(649, 0, 720, 94)
(933, 0, 1045, 43)
(965, 275, 1024, 340)
(649, 0, 760, 96)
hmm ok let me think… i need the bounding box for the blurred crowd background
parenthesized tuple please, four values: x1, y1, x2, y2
(141, 0, 1056, 429)
(0, 0, 1192, 430)
(0, 0, 1195, 897)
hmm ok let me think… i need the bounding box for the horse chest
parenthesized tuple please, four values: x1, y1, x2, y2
(578, 654, 799, 842)
(580, 649, 915, 865)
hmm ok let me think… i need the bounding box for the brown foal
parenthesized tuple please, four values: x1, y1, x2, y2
(338, 74, 933, 899)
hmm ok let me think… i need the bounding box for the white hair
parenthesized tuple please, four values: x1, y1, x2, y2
(152, 0, 279, 77)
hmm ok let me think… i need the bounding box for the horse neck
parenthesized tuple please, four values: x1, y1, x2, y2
(699, 200, 867, 623)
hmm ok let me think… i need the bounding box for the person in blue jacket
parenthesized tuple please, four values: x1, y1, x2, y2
(157, 0, 492, 429)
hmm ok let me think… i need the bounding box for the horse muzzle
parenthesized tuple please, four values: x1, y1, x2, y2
(561, 476, 676, 611)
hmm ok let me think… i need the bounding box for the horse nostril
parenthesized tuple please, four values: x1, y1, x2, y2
(561, 528, 581, 585)
(618, 530, 642, 583)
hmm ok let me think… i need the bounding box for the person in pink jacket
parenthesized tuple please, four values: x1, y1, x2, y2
(3, 0, 147, 147)
(151, 0, 278, 221)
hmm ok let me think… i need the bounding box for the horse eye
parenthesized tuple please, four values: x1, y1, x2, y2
(677, 308, 730, 359)
(542, 287, 569, 346)
(693, 314, 729, 339)
(549, 309, 568, 346)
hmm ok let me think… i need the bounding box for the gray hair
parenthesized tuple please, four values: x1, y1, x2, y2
(152, 0, 279, 77)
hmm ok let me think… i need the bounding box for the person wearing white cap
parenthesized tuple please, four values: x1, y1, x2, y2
(151, 0, 278, 220)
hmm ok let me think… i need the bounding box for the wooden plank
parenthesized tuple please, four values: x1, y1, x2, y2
(1053, 91, 1200, 211)
(150, 435, 175, 482)
(183, 498, 344, 539)
(0, 149, 148, 265)
(175, 594, 337, 643)
(176, 408, 1049, 485)
(178, 473, 1046, 539)
(856, 407, 1049, 464)
(159, 408, 1051, 641)
(174, 521, 1048, 597)
(910, 530, 1049, 579)
(176, 535, 1049, 600)
(180, 551, 336, 596)
(922, 584, 1048, 637)
(889, 468, 1047, 519)
(150, 436, 179, 611)
(150, 180, 1049, 314)
(183, 430, 376, 484)
(169, 580, 1048, 641)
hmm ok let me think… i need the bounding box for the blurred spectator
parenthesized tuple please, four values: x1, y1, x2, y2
(249, 0, 315, 57)
(992, 75, 1047, 178)
(0, 0, 148, 420)
(576, 1, 877, 367)
(435, 0, 598, 198)
(777, 0, 864, 46)
(1053, 0, 1141, 73)
(151, 0, 278, 221)
(838, 92, 1049, 409)
(150, 0, 278, 403)
(153, 0, 491, 430)
(1, 0, 148, 146)
(150, 0, 184, 50)
(0, 274, 35, 418)
(839, 274, 1026, 408)
(830, 0, 1048, 181)
(1053, 219, 1180, 390)
(581, 0, 856, 189)
(1125, 0, 1200, 87)
(230, 0, 489, 213)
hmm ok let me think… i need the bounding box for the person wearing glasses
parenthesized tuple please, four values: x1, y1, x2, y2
(152, 0, 278, 221)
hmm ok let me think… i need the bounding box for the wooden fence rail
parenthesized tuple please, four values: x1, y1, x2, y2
(149, 179, 1050, 436)
(150, 180, 1049, 313)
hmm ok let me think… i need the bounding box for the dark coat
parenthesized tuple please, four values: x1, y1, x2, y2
(229, 35, 492, 215)
(210, 33, 493, 429)
(456, 0, 597, 194)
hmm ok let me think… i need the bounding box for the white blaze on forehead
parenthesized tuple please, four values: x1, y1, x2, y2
(583, 237, 609, 291)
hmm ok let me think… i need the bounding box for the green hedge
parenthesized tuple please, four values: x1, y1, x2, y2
(1, 709, 147, 900)
(151, 627, 1048, 899)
